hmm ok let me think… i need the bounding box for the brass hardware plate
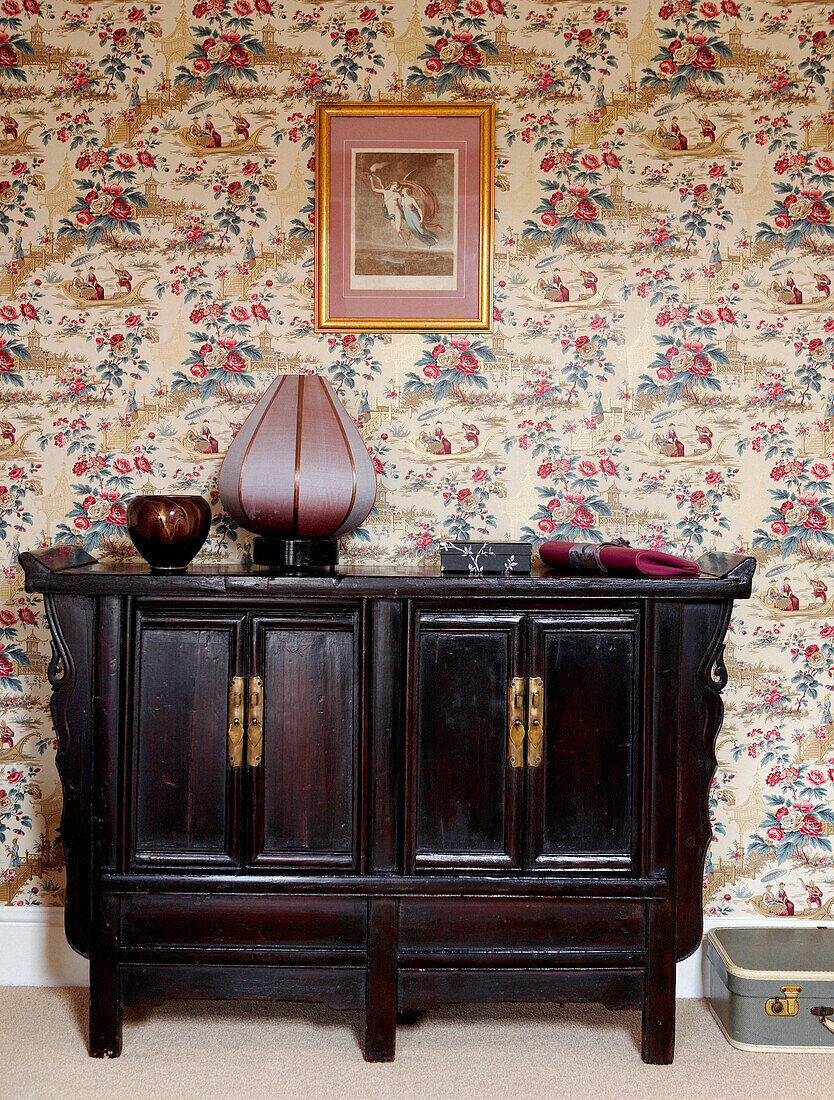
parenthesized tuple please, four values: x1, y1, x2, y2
(247, 675, 264, 767)
(508, 676, 525, 768)
(527, 676, 544, 767)
(765, 986, 801, 1017)
(227, 676, 244, 768)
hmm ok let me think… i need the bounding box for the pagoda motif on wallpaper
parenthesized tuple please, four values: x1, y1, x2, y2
(1, 0, 834, 919)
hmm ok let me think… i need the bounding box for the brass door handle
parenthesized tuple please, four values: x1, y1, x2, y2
(508, 676, 525, 768)
(227, 676, 244, 768)
(527, 676, 544, 767)
(247, 675, 263, 767)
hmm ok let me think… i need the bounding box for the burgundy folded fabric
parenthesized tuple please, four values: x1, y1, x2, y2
(540, 540, 700, 577)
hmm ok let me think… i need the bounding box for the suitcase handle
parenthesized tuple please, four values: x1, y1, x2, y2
(810, 1006, 834, 1036)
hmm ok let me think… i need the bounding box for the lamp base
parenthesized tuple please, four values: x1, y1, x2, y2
(252, 537, 339, 571)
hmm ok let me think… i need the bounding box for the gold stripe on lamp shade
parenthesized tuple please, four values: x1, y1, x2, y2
(219, 375, 377, 540)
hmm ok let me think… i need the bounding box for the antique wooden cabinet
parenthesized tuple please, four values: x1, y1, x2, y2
(21, 551, 755, 1063)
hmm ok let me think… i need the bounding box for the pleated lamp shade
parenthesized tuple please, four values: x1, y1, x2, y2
(219, 375, 377, 565)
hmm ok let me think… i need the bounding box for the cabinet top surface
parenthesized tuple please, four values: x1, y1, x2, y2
(21, 550, 755, 600)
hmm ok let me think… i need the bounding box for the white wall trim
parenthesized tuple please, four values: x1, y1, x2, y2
(1, 908, 832, 991)
(0, 907, 89, 986)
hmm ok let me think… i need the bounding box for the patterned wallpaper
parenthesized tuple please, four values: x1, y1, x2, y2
(1, 0, 833, 922)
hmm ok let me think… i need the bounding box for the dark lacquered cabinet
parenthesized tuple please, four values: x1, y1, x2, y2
(408, 607, 641, 877)
(21, 551, 754, 1064)
(248, 609, 361, 871)
(410, 610, 525, 872)
(130, 607, 245, 869)
(129, 604, 362, 874)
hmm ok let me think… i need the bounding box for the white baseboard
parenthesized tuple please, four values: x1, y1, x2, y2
(1, 908, 831, 991)
(0, 907, 89, 986)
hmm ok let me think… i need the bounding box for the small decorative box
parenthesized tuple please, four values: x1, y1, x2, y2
(707, 926, 834, 1052)
(439, 541, 532, 575)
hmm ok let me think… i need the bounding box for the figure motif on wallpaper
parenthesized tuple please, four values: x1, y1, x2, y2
(71, 268, 105, 301)
(538, 270, 570, 302)
(65, 267, 152, 307)
(766, 580, 800, 612)
(415, 420, 486, 459)
(767, 272, 832, 308)
(420, 421, 451, 455)
(185, 115, 222, 148)
(1, 109, 17, 141)
(184, 426, 218, 455)
(112, 264, 132, 294)
(647, 117, 738, 155)
(778, 882, 795, 916)
(229, 110, 249, 141)
(697, 115, 716, 145)
(695, 424, 713, 452)
(649, 423, 717, 461)
(352, 151, 453, 282)
(5, 838, 21, 870)
(800, 879, 823, 910)
(753, 881, 833, 919)
(811, 577, 828, 603)
(202, 115, 221, 148)
(181, 114, 267, 154)
(762, 885, 783, 914)
(535, 269, 602, 306)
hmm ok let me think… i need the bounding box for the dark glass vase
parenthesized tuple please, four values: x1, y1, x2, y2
(126, 495, 211, 573)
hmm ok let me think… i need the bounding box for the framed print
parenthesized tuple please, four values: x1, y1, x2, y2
(315, 102, 494, 333)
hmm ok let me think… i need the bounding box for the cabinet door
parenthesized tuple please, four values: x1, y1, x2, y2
(248, 610, 361, 871)
(130, 608, 245, 869)
(409, 610, 524, 872)
(526, 611, 641, 874)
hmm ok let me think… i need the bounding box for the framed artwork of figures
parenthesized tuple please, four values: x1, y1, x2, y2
(315, 102, 494, 332)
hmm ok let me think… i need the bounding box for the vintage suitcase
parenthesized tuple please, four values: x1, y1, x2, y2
(707, 926, 834, 1052)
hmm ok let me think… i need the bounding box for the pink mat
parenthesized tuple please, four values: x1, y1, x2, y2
(540, 540, 700, 577)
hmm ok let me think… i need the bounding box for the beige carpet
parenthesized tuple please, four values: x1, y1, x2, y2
(3, 990, 829, 1100)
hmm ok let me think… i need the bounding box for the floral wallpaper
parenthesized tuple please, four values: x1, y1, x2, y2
(1, 0, 833, 923)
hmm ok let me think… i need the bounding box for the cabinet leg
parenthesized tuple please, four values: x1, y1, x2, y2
(641, 901, 675, 1064)
(365, 898, 398, 1063)
(89, 896, 122, 1058)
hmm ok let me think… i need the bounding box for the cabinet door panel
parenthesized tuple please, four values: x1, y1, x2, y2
(249, 612, 360, 870)
(527, 612, 641, 873)
(410, 611, 524, 872)
(131, 610, 243, 868)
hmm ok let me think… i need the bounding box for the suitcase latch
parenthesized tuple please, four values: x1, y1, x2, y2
(765, 986, 802, 1017)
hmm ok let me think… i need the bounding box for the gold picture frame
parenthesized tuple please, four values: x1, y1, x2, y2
(315, 101, 494, 333)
